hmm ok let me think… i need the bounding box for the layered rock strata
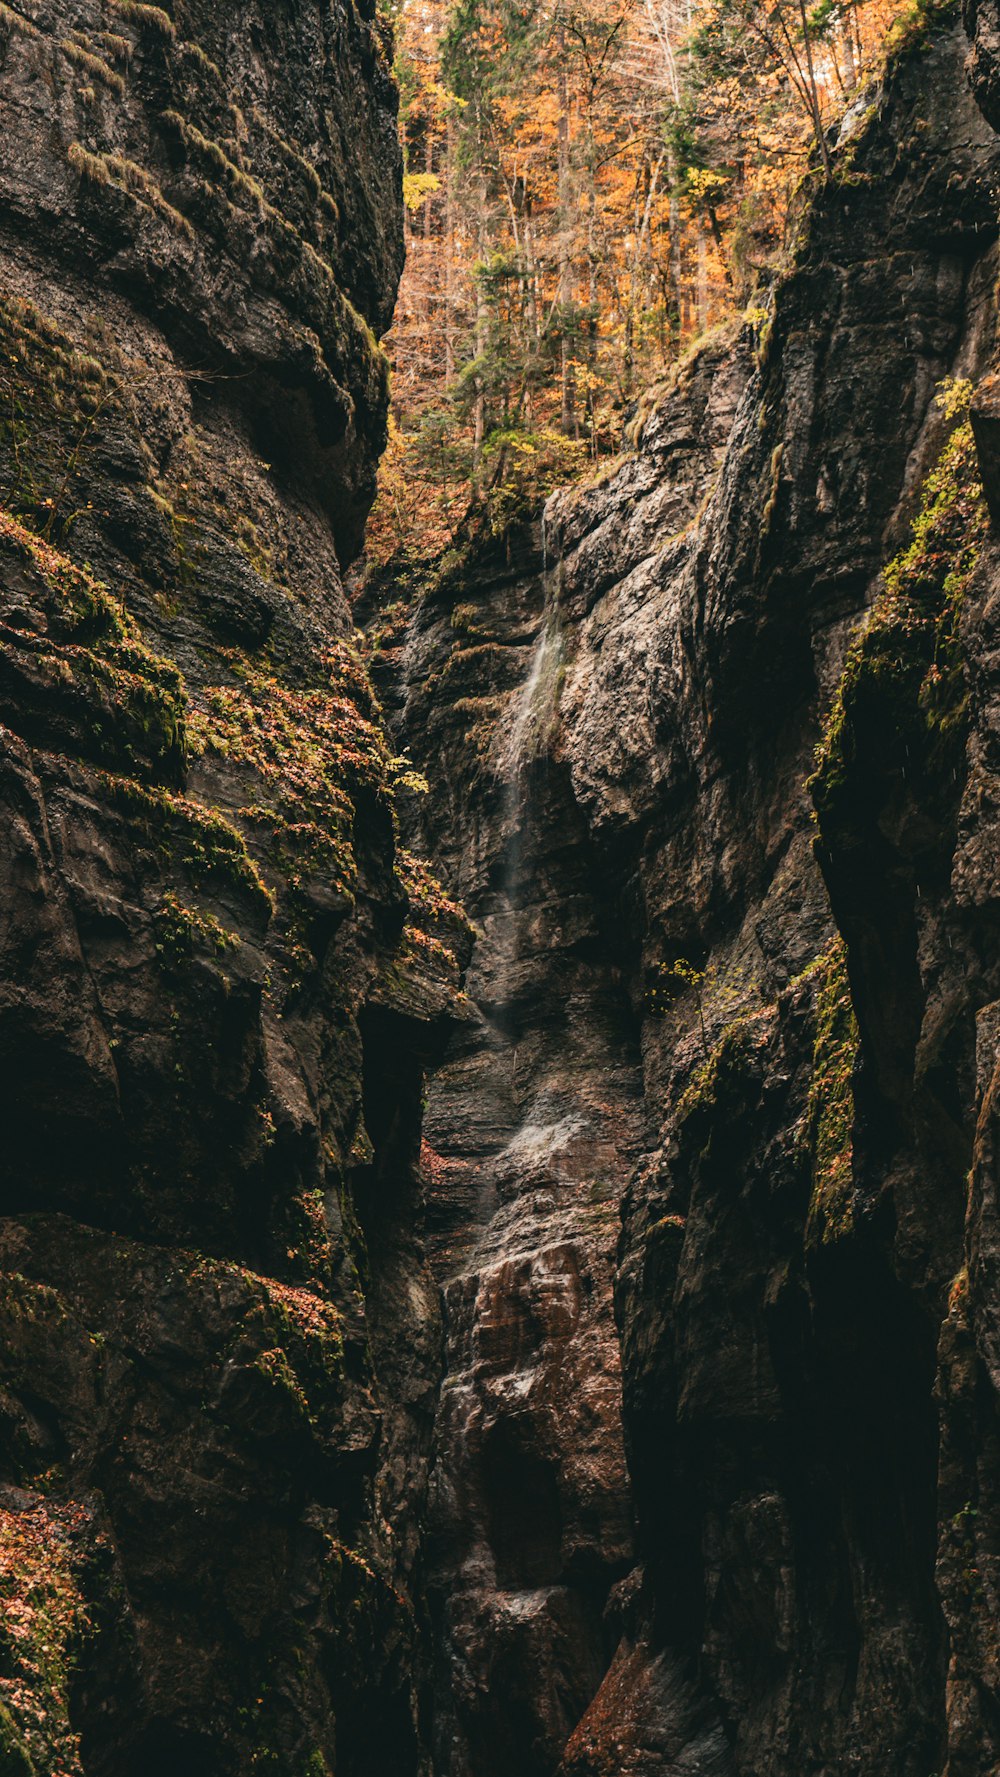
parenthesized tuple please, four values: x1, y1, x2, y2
(370, 12, 1000, 1773)
(8, 1, 1000, 1773)
(0, 3, 463, 1772)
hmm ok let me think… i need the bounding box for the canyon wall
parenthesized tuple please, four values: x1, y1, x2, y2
(0, 3, 461, 1772)
(371, 9, 1000, 1773)
(5, 1, 1000, 1774)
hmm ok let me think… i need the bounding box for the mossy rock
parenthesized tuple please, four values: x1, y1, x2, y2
(812, 408, 986, 838)
(0, 1706, 35, 1777)
(804, 939, 860, 1245)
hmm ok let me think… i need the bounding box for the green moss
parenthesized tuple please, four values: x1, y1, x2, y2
(395, 847, 474, 939)
(94, 29, 133, 62)
(252, 1346, 311, 1423)
(804, 939, 859, 1244)
(812, 405, 987, 830)
(0, 507, 188, 778)
(0, 1700, 35, 1775)
(176, 37, 221, 78)
(0, 1274, 73, 1329)
(160, 111, 266, 210)
(200, 1260, 347, 1428)
(97, 771, 273, 914)
(674, 1007, 772, 1123)
(281, 1188, 337, 1289)
(68, 142, 195, 240)
(761, 442, 784, 536)
(0, 294, 115, 526)
(882, 0, 958, 67)
(153, 890, 241, 974)
(0, 1503, 90, 1776)
(189, 649, 413, 904)
(436, 640, 518, 694)
(107, 0, 176, 36)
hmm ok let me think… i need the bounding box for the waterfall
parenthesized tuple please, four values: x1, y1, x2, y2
(493, 516, 564, 1009)
(503, 509, 563, 793)
(500, 603, 563, 789)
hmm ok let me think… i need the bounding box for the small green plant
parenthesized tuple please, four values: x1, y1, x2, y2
(648, 957, 709, 1046)
(152, 891, 241, 974)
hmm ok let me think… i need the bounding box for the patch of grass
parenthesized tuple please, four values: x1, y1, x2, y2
(803, 938, 859, 1244)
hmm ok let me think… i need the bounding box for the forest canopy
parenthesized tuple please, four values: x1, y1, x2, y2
(368, 0, 938, 563)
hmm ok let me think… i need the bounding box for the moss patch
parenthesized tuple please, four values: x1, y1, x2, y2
(96, 770, 272, 914)
(0, 1501, 91, 1777)
(189, 649, 415, 901)
(803, 939, 859, 1244)
(0, 507, 187, 779)
(812, 404, 987, 834)
(152, 889, 241, 974)
(674, 1005, 774, 1125)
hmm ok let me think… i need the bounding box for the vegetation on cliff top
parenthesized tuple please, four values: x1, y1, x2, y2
(368, 0, 952, 565)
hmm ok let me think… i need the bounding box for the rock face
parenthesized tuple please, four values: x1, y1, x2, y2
(0, 4, 464, 1773)
(368, 10, 1000, 1774)
(10, 1, 1000, 1774)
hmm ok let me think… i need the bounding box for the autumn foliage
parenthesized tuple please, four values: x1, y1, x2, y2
(367, 0, 927, 566)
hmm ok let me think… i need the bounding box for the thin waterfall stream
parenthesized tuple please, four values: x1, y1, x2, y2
(423, 505, 642, 1777)
(495, 517, 565, 1007)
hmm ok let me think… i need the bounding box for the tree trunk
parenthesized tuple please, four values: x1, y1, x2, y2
(557, 29, 575, 437)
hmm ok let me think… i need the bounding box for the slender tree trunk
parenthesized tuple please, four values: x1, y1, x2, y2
(795, 0, 833, 178)
(841, 13, 856, 87)
(586, 154, 598, 448)
(473, 164, 488, 476)
(667, 156, 682, 348)
(445, 112, 455, 386)
(423, 129, 433, 241)
(557, 28, 575, 436)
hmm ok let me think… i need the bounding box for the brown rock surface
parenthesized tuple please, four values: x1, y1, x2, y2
(0, 2, 458, 1771)
(10, 0, 1000, 1772)
(367, 14, 1000, 1775)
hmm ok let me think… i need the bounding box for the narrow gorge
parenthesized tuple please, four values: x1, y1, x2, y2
(4, 0, 1000, 1773)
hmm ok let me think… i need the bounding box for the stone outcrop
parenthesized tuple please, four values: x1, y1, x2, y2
(9, 0, 1000, 1772)
(0, 3, 464, 1772)
(368, 9, 1000, 1773)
